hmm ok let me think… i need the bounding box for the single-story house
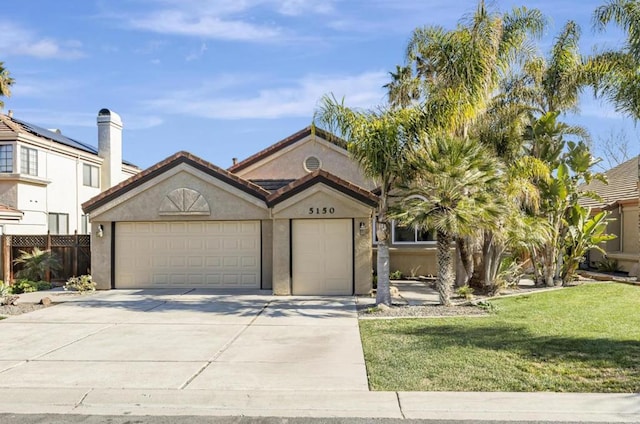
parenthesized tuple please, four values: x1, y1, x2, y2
(82, 126, 440, 295)
(580, 155, 639, 276)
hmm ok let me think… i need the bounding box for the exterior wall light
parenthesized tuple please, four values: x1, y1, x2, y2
(97, 224, 104, 238)
(359, 221, 367, 236)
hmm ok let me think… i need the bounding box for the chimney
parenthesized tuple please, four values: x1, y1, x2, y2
(97, 109, 123, 191)
(7, 110, 13, 118)
(232, 157, 238, 166)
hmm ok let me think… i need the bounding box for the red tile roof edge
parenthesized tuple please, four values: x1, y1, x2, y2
(228, 126, 348, 173)
(266, 169, 379, 207)
(82, 151, 271, 213)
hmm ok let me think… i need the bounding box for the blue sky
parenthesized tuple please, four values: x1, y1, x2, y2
(2, 0, 637, 170)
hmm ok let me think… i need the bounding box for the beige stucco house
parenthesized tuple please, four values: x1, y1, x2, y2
(83, 126, 441, 295)
(580, 156, 639, 276)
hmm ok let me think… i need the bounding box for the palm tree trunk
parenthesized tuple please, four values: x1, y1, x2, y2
(376, 201, 392, 306)
(436, 230, 454, 306)
(455, 236, 473, 287)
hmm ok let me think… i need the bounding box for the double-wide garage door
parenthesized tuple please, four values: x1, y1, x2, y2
(115, 221, 260, 289)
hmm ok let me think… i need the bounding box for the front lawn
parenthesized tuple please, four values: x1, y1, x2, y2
(359, 282, 640, 392)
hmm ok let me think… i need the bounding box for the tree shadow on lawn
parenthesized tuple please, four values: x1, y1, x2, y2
(397, 323, 640, 370)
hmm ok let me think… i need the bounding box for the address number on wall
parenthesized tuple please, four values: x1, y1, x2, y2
(308, 207, 335, 215)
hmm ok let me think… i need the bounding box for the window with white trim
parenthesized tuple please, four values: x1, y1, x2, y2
(83, 164, 99, 188)
(81, 214, 90, 234)
(372, 217, 436, 245)
(0, 145, 13, 173)
(48, 212, 69, 235)
(20, 146, 38, 176)
(392, 223, 436, 244)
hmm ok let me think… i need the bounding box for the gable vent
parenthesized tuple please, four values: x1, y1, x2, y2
(304, 156, 321, 172)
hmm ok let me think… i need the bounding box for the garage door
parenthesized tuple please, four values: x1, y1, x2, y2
(292, 219, 353, 295)
(115, 221, 260, 288)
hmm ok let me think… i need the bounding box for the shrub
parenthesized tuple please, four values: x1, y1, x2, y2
(456, 285, 475, 300)
(13, 248, 61, 281)
(10, 279, 51, 294)
(0, 281, 18, 306)
(390, 270, 403, 280)
(64, 275, 96, 293)
(596, 258, 621, 273)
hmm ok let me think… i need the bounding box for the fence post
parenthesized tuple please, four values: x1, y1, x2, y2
(73, 230, 78, 277)
(45, 231, 51, 283)
(2, 235, 10, 284)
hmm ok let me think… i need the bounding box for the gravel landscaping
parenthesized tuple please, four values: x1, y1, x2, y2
(0, 303, 49, 316)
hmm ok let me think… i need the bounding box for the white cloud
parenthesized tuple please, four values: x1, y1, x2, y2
(14, 109, 163, 131)
(143, 71, 388, 119)
(127, 8, 282, 41)
(0, 21, 84, 59)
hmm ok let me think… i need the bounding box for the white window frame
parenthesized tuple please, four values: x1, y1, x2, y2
(0, 144, 14, 173)
(82, 163, 99, 188)
(372, 216, 436, 245)
(20, 146, 38, 176)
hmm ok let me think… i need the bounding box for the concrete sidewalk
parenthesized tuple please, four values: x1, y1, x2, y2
(0, 388, 636, 421)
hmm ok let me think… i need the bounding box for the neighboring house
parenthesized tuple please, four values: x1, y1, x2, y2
(580, 156, 639, 276)
(0, 109, 139, 236)
(83, 126, 440, 295)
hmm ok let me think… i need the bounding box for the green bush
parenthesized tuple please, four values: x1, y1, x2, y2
(456, 285, 475, 300)
(390, 270, 403, 280)
(64, 275, 96, 293)
(596, 257, 621, 273)
(10, 280, 51, 294)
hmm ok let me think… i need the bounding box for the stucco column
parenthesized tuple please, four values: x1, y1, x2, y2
(272, 218, 291, 295)
(354, 216, 373, 295)
(90, 221, 112, 290)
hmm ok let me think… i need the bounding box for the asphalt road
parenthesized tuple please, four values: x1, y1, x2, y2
(0, 415, 623, 424)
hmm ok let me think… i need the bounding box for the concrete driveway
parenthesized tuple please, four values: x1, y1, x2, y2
(0, 289, 369, 391)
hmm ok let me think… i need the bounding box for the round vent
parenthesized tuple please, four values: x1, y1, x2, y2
(304, 156, 321, 172)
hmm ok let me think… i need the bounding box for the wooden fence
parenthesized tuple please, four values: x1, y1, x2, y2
(1, 233, 91, 283)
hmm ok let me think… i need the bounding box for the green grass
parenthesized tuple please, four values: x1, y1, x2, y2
(359, 282, 640, 392)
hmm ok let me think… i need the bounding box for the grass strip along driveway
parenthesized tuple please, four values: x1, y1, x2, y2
(360, 282, 640, 392)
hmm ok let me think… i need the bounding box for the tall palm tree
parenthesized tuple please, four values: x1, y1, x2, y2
(405, 1, 545, 137)
(397, 1, 545, 289)
(314, 95, 416, 306)
(593, 0, 640, 281)
(395, 136, 503, 306)
(0, 62, 14, 109)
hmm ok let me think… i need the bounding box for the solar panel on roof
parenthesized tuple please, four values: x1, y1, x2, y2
(12, 118, 137, 167)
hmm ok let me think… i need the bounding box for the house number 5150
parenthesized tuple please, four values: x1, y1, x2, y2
(309, 207, 335, 215)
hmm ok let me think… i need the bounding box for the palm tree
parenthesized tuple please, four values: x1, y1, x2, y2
(394, 1, 544, 288)
(593, 0, 640, 281)
(13, 248, 61, 282)
(0, 62, 14, 109)
(395, 136, 503, 306)
(404, 1, 545, 137)
(314, 95, 416, 306)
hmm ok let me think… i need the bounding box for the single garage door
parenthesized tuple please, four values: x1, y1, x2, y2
(292, 219, 353, 295)
(115, 221, 260, 288)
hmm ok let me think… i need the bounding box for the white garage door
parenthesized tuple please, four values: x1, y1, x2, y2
(115, 221, 260, 288)
(292, 219, 353, 295)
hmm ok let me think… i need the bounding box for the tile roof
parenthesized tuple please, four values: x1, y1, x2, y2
(266, 169, 379, 207)
(228, 125, 348, 173)
(82, 151, 271, 214)
(0, 114, 138, 167)
(250, 179, 296, 192)
(579, 155, 639, 209)
(0, 204, 22, 215)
